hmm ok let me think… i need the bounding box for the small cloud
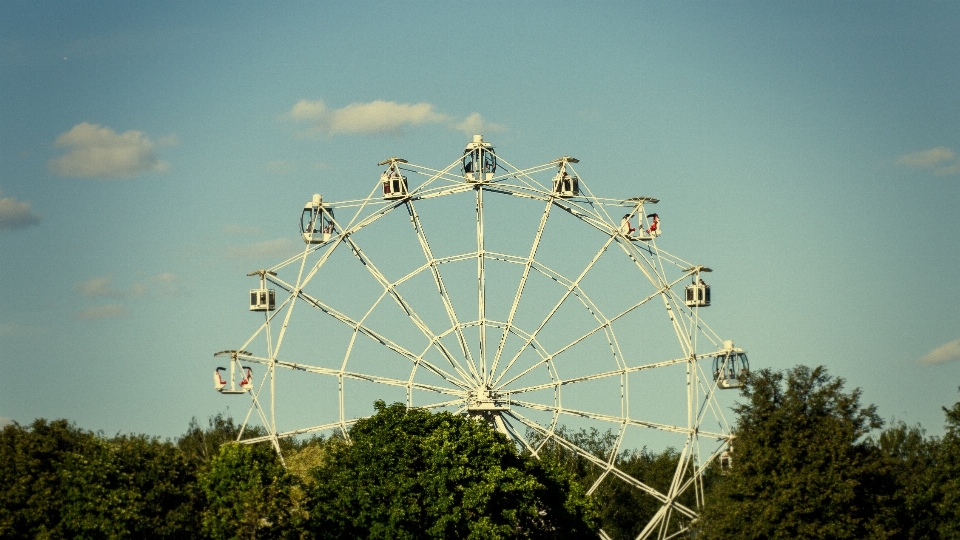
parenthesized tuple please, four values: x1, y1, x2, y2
(898, 146, 959, 176)
(920, 339, 960, 365)
(152, 272, 178, 283)
(75, 275, 114, 297)
(49, 122, 174, 179)
(75, 274, 145, 298)
(0, 416, 13, 428)
(78, 304, 128, 319)
(287, 99, 506, 139)
(453, 113, 505, 136)
(288, 99, 450, 136)
(0, 189, 41, 231)
(150, 272, 181, 297)
(223, 224, 263, 236)
(226, 238, 296, 259)
(898, 147, 954, 167)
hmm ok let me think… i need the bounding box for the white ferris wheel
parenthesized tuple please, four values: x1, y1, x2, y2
(212, 135, 750, 539)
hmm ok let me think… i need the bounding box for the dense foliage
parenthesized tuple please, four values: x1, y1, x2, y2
(305, 401, 600, 539)
(2, 370, 959, 539)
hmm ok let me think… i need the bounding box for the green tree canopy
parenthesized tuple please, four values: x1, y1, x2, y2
(305, 401, 600, 539)
(697, 365, 897, 540)
(199, 442, 303, 540)
(0, 419, 199, 539)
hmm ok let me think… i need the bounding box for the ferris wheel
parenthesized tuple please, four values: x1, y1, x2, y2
(213, 135, 750, 539)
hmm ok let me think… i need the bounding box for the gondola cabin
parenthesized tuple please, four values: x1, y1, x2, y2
(462, 134, 496, 182)
(213, 350, 253, 394)
(711, 340, 749, 389)
(551, 157, 580, 197)
(685, 283, 710, 307)
(719, 449, 733, 471)
(300, 194, 336, 244)
(379, 158, 409, 200)
(249, 288, 275, 311)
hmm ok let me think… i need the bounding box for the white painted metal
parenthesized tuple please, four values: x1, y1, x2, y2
(212, 135, 748, 539)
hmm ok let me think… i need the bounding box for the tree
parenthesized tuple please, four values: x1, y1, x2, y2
(876, 421, 937, 539)
(928, 389, 960, 539)
(305, 401, 600, 539)
(0, 419, 93, 538)
(199, 442, 304, 540)
(696, 365, 897, 540)
(0, 420, 200, 539)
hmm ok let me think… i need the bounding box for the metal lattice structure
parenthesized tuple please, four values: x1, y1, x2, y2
(215, 135, 746, 539)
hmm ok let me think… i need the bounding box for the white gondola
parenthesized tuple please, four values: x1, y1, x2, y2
(378, 157, 409, 200)
(248, 270, 277, 311)
(719, 449, 733, 471)
(213, 350, 253, 394)
(300, 194, 336, 244)
(462, 134, 496, 182)
(683, 266, 712, 308)
(551, 157, 580, 197)
(711, 340, 749, 389)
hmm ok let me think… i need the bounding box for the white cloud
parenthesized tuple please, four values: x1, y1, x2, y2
(0, 189, 41, 231)
(151, 272, 181, 297)
(78, 304, 128, 319)
(49, 122, 175, 179)
(898, 147, 954, 167)
(898, 146, 959, 175)
(75, 274, 145, 298)
(287, 99, 506, 138)
(289, 99, 449, 136)
(0, 416, 13, 428)
(920, 339, 960, 365)
(453, 113, 505, 136)
(152, 272, 178, 283)
(226, 238, 297, 259)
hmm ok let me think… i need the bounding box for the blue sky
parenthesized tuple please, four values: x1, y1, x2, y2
(1, 1, 958, 440)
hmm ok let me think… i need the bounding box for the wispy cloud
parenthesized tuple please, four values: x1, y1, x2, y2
(920, 339, 960, 365)
(0, 189, 41, 231)
(286, 99, 504, 138)
(453, 113, 505, 136)
(0, 416, 13, 428)
(75, 275, 145, 298)
(49, 122, 176, 179)
(78, 304, 128, 319)
(897, 146, 959, 176)
(226, 238, 297, 259)
(150, 272, 181, 297)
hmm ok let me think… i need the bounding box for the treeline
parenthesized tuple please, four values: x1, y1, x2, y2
(2, 365, 959, 539)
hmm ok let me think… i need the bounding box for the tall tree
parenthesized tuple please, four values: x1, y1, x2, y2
(305, 401, 600, 539)
(929, 390, 960, 539)
(199, 442, 303, 540)
(696, 365, 897, 540)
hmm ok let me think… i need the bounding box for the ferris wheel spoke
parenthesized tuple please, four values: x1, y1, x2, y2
(493, 235, 616, 387)
(338, 234, 481, 385)
(509, 399, 726, 439)
(414, 397, 469, 410)
(241, 419, 359, 444)
(505, 356, 690, 395)
(289, 290, 471, 389)
(507, 409, 694, 517)
(489, 198, 552, 384)
(405, 200, 483, 383)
